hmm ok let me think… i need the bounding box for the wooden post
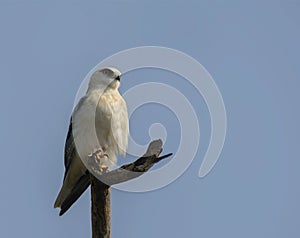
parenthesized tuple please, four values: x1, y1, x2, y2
(89, 139, 172, 238)
(91, 175, 111, 238)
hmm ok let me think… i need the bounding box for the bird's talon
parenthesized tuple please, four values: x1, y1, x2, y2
(100, 164, 108, 172)
(104, 153, 109, 159)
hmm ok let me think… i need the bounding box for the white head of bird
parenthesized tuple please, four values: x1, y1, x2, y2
(88, 67, 122, 92)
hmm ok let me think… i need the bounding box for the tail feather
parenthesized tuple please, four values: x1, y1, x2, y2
(54, 185, 71, 209)
(59, 173, 91, 216)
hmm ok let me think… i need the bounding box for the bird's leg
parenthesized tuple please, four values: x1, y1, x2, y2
(101, 145, 109, 158)
(99, 145, 109, 172)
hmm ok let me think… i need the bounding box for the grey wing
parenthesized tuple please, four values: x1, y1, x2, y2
(63, 120, 75, 179)
(64, 96, 86, 175)
(58, 119, 91, 216)
(64, 96, 87, 177)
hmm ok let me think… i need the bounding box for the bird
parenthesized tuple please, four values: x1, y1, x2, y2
(54, 67, 129, 216)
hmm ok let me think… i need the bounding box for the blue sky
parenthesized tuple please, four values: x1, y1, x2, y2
(0, 1, 300, 237)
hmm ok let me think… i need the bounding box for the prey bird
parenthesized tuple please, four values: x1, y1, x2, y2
(54, 67, 129, 216)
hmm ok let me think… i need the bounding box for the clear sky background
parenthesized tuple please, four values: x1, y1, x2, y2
(0, 0, 299, 237)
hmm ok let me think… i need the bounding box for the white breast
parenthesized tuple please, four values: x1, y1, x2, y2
(72, 89, 129, 169)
